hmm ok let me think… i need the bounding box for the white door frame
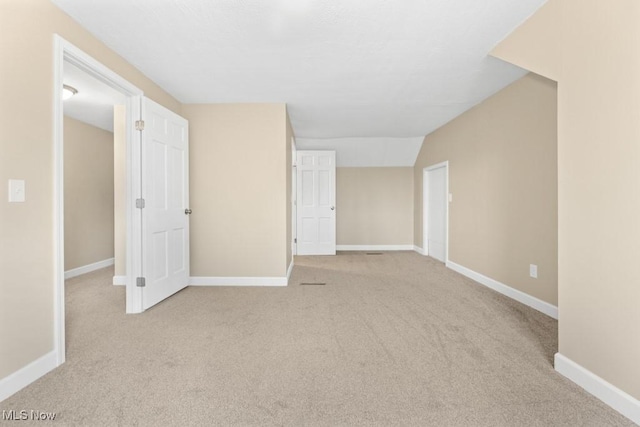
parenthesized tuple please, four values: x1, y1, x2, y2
(291, 137, 297, 256)
(53, 35, 144, 366)
(295, 150, 337, 255)
(423, 161, 449, 262)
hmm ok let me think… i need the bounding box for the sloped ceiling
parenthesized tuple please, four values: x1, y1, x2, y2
(52, 0, 546, 166)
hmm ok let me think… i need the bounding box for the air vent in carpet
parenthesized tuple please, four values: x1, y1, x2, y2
(366, 252, 383, 255)
(300, 282, 326, 286)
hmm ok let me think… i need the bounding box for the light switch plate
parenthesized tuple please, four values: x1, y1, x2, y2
(529, 264, 538, 279)
(8, 179, 25, 202)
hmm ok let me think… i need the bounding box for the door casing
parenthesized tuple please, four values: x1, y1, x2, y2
(291, 138, 297, 256)
(296, 150, 336, 255)
(423, 161, 449, 263)
(54, 35, 144, 367)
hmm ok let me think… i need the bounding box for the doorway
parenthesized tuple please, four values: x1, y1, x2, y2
(291, 137, 297, 255)
(54, 36, 190, 369)
(54, 35, 143, 366)
(296, 151, 336, 255)
(62, 61, 125, 283)
(423, 162, 449, 263)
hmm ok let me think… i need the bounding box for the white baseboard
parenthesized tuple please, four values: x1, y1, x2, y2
(191, 261, 294, 287)
(112, 275, 126, 286)
(446, 260, 558, 319)
(64, 258, 114, 280)
(0, 351, 57, 402)
(287, 257, 294, 283)
(555, 353, 640, 424)
(190, 276, 288, 286)
(414, 246, 426, 255)
(336, 245, 414, 251)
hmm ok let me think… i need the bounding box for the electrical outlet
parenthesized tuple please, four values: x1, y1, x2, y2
(529, 264, 538, 279)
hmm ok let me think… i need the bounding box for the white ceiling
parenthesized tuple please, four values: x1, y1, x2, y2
(63, 61, 126, 132)
(53, 0, 546, 165)
(297, 137, 424, 168)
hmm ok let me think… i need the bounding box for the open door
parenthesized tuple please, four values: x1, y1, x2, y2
(139, 97, 190, 310)
(296, 151, 336, 255)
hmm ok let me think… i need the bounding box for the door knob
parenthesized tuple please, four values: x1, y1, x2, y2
(330, 206, 335, 210)
(185, 208, 192, 215)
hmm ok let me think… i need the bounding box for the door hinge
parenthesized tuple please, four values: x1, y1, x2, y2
(136, 198, 145, 209)
(294, 238, 297, 243)
(135, 120, 145, 131)
(136, 277, 146, 287)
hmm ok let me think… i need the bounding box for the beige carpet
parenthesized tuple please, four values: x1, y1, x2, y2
(1, 252, 633, 426)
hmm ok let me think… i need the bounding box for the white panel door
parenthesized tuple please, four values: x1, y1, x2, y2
(427, 165, 447, 262)
(141, 97, 190, 310)
(296, 151, 336, 255)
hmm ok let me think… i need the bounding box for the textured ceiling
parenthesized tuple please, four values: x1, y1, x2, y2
(53, 0, 546, 165)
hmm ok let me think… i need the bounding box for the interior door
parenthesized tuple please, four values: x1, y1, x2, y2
(140, 97, 190, 310)
(426, 165, 447, 262)
(296, 151, 336, 255)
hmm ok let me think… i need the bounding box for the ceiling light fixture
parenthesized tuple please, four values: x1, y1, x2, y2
(62, 84, 78, 100)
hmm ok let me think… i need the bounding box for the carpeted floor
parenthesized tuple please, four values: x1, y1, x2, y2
(1, 252, 634, 426)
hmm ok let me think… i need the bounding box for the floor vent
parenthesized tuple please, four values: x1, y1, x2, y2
(366, 252, 383, 255)
(300, 282, 326, 286)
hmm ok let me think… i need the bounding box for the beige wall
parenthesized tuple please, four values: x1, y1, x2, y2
(0, 0, 180, 380)
(113, 106, 126, 277)
(63, 117, 114, 270)
(337, 168, 414, 246)
(414, 73, 558, 306)
(182, 104, 289, 278)
(490, 0, 561, 82)
(493, 0, 640, 401)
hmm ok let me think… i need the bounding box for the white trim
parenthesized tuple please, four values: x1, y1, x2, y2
(414, 246, 426, 255)
(54, 35, 144, 369)
(53, 35, 65, 368)
(58, 37, 143, 97)
(296, 150, 337, 255)
(291, 138, 298, 256)
(64, 258, 114, 279)
(113, 275, 127, 286)
(555, 353, 640, 425)
(336, 245, 414, 251)
(190, 277, 289, 287)
(446, 260, 558, 319)
(423, 161, 449, 262)
(0, 351, 57, 402)
(287, 256, 294, 283)
(125, 94, 143, 314)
